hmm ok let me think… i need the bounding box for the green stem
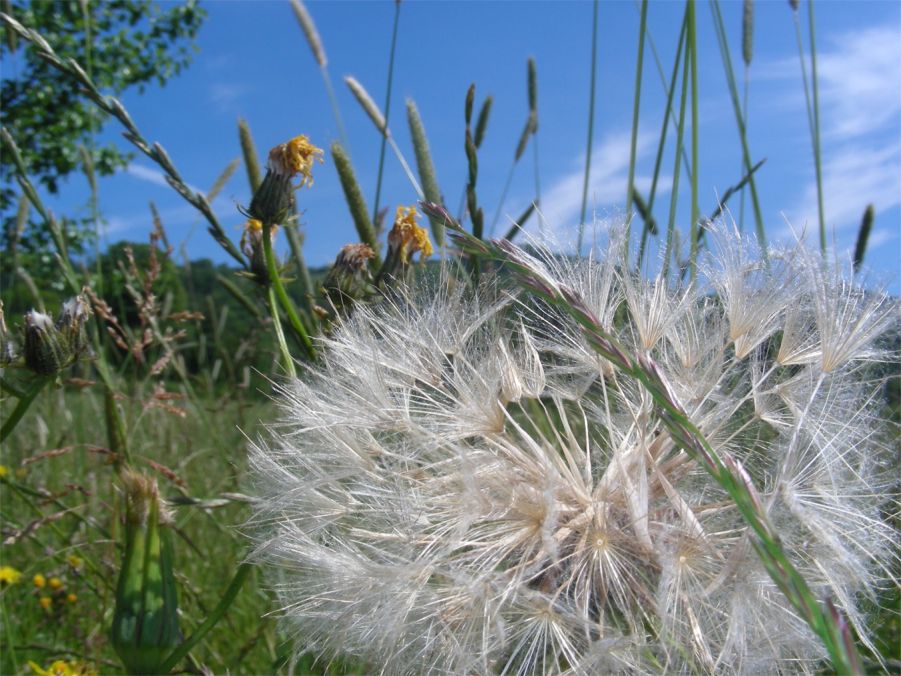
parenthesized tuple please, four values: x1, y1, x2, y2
(0, 375, 49, 443)
(0, 376, 25, 398)
(577, 0, 599, 254)
(1, 594, 18, 675)
(267, 287, 296, 379)
(158, 562, 253, 674)
(261, 222, 314, 362)
(709, 0, 767, 257)
(687, 0, 699, 280)
(807, 0, 826, 254)
(372, 0, 401, 225)
(639, 6, 688, 271)
(625, 0, 649, 263)
(663, 33, 690, 280)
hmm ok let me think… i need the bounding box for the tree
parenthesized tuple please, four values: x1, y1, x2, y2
(0, 0, 205, 269)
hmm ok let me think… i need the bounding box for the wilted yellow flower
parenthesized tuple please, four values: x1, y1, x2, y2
(66, 554, 83, 570)
(267, 135, 324, 187)
(39, 596, 52, 611)
(387, 206, 433, 264)
(0, 566, 22, 586)
(48, 577, 63, 590)
(33, 573, 46, 588)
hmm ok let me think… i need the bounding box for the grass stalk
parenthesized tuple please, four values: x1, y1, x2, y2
(709, 0, 767, 257)
(331, 142, 380, 260)
(663, 33, 690, 280)
(625, 0, 649, 263)
(266, 286, 295, 379)
(687, 0, 699, 280)
(372, 0, 401, 225)
(577, 0, 599, 254)
(159, 562, 253, 674)
(807, 0, 826, 253)
(406, 99, 445, 246)
(638, 6, 688, 271)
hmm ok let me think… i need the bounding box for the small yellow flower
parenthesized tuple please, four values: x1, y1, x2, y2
(267, 135, 324, 187)
(39, 595, 52, 611)
(28, 659, 96, 676)
(48, 576, 63, 590)
(387, 206, 433, 264)
(67, 554, 83, 570)
(67, 592, 77, 604)
(0, 565, 22, 586)
(0, 464, 8, 478)
(33, 573, 46, 588)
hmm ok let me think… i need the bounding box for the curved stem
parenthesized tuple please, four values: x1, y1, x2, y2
(0, 375, 50, 444)
(267, 287, 296, 379)
(261, 222, 315, 362)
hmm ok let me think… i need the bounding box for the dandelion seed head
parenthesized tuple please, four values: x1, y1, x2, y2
(249, 224, 898, 673)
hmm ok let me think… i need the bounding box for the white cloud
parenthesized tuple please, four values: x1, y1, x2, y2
(209, 82, 248, 111)
(785, 24, 901, 243)
(125, 163, 204, 196)
(514, 130, 670, 243)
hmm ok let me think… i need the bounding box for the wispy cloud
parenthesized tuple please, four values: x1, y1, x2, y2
(125, 163, 204, 196)
(209, 82, 248, 112)
(782, 25, 901, 244)
(513, 130, 670, 243)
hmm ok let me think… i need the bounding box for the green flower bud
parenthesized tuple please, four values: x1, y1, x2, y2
(111, 471, 180, 675)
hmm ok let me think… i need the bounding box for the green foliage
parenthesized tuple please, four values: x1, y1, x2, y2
(0, 0, 205, 261)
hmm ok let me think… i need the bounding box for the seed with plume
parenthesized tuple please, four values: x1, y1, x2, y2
(248, 224, 897, 674)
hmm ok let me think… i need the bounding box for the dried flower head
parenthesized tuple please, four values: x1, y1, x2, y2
(248, 225, 898, 673)
(267, 134, 324, 187)
(387, 205, 433, 264)
(247, 134, 324, 225)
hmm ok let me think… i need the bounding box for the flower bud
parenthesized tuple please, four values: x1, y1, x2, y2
(247, 135, 323, 226)
(111, 471, 180, 675)
(23, 309, 66, 375)
(323, 243, 375, 308)
(56, 294, 91, 357)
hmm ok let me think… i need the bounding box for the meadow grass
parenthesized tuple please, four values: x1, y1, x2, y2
(0, 1, 897, 674)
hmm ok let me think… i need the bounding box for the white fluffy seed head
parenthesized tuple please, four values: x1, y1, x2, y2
(247, 225, 898, 674)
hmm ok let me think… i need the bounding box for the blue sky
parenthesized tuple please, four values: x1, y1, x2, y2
(13, 0, 901, 286)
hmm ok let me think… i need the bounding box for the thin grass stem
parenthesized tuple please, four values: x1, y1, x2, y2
(372, 0, 401, 225)
(625, 0, 649, 264)
(687, 0, 700, 280)
(663, 34, 690, 280)
(807, 0, 826, 253)
(577, 0, 599, 254)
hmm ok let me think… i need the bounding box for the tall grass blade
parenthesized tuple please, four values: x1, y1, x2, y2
(625, 0, 649, 263)
(406, 98, 445, 246)
(639, 5, 688, 272)
(663, 33, 690, 280)
(807, 0, 826, 253)
(289, 0, 350, 155)
(739, 0, 754, 232)
(372, 0, 401, 225)
(238, 118, 262, 192)
(207, 158, 240, 203)
(331, 142, 380, 261)
(853, 204, 874, 273)
(577, 0, 599, 254)
(709, 0, 767, 257)
(687, 0, 700, 280)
